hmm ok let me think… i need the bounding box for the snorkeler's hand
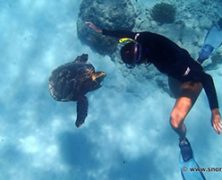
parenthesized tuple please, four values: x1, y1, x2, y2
(85, 21, 102, 33)
(211, 108, 222, 134)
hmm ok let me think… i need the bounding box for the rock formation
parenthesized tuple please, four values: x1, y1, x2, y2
(77, 0, 137, 55)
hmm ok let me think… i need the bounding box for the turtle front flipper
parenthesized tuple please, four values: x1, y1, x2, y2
(74, 54, 88, 63)
(75, 95, 88, 128)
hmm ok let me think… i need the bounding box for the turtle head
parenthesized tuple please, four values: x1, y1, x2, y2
(86, 71, 106, 91)
(92, 71, 106, 84)
(80, 71, 106, 93)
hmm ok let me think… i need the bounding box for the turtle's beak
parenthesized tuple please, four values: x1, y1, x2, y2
(92, 71, 106, 83)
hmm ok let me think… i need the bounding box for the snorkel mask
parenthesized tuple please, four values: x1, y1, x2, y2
(119, 37, 142, 69)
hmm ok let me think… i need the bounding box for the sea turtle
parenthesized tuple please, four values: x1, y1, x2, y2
(48, 54, 106, 128)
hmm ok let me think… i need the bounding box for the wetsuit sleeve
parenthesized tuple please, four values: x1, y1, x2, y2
(180, 71, 219, 110)
(102, 29, 136, 39)
(201, 73, 219, 110)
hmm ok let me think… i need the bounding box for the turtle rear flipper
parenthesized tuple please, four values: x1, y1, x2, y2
(75, 95, 88, 128)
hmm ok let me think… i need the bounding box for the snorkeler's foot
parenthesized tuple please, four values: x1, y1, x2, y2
(179, 137, 193, 162)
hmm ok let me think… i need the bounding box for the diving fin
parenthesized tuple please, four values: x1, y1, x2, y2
(179, 138, 206, 180)
(198, 18, 222, 63)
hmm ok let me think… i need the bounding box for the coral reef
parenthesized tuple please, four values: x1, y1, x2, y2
(151, 3, 176, 24)
(77, 0, 137, 55)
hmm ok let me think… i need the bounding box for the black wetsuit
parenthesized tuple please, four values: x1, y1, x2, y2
(102, 29, 219, 110)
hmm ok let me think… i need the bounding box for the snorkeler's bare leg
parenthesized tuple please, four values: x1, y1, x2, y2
(170, 82, 202, 139)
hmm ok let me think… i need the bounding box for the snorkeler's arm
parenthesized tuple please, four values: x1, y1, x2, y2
(200, 72, 219, 110)
(85, 22, 102, 33)
(184, 71, 218, 110)
(177, 70, 221, 133)
(198, 73, 222, 134)
(102, 29, 136, 39)
(85, 22, 136, 39)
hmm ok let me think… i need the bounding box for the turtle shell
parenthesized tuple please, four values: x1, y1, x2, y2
(49, 62, 95, 101)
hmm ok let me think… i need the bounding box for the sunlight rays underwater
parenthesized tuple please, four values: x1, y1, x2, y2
(0, 0, 222, 180)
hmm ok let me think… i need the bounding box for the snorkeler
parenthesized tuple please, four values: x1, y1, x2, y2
(86, 22, 222, 161)
(198, 18, 222, 63)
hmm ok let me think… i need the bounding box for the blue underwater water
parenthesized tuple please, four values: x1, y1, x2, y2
(0, 0, 222, 180)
